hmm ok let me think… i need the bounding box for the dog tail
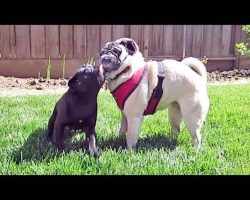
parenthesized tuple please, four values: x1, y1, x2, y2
(181, 57, 207, 82)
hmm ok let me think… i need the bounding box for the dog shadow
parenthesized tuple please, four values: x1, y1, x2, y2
(97, 134, 177, 152)
(11, 129, 177, 163)
(11, 128, 58, 164)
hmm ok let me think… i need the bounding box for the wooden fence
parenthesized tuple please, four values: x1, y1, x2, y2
(0, 25, 249, 78)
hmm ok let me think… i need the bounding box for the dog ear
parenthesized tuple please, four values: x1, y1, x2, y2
(68, 75, 76, 88)
(117, 38, 138, 55)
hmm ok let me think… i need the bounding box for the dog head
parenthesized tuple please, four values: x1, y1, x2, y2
(99, 38, 139, 75)
(68, 64, 104, 92)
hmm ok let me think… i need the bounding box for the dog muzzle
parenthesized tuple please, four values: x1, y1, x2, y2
(101, 55, 121, 73)
(100, 42, 126, 73)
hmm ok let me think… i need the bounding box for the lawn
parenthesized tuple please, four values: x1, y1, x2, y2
(0, 83, 249, 175)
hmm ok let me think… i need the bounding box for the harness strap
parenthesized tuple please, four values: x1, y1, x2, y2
(111, 66, 146, 111)
(143, 62, 165, 115)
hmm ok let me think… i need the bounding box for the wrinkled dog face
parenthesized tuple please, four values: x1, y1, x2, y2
(99, 38, 138, 73)
(68, 64, 104, 92)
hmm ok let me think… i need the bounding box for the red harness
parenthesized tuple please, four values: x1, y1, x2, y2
(111, 63, 164, 116)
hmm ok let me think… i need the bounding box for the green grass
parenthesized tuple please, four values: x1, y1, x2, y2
(0, 84, 250, 175)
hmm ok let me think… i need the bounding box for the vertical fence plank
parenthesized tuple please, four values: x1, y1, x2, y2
(143, 25, 150, 59)
(203, 25, 213, 57)
(15, 25, 30, 58)
(0, 25, 11, 58)
(220, 25, 232, 56)
(192, 25, 204, 57)
(149, 25, 164, 57)
(73, 25, 86, 59)
(130, 25, 145, 53)
(234, 25, 243, 68)
(163, 25, 174, 55)
(112, 25, 130, 40)
(30, 25, 45, 58)
(45, 25, 59, 58)
(86, 25, 100, 58)
(99, 25, 112, 50)
(211, 25, 222, 56)
(173, 25, 183, 57)
(9, 25, 16, 59)
(185, 25, 193, 57)
(60, 25, 73, 58)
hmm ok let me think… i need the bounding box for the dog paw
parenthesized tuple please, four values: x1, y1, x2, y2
(89, 149, 100, 158)
(45, 131, 52, 142)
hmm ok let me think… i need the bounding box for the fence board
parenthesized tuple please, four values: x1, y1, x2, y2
(86, 25, 100, 58)
(60, 25, 73, 58)
(185, 25, 193, 56)
(0, 25, 10, 58)
(30, 25, 45, 58)
(73, 25, 86, 59)
(9, 25, 16, 58)
(203, 25, 213, 57)
(149, 25, 164, 56)
(130, 25, 145, 53)
(100, 25, 112, 51)
(211, 25, 222, 56)
(112, 25, 130, 41)
(173, 25, 183, 56)
(15, 25, 30, 58)
(45, 25, 59, 58)
(192, 25, 204, 57)
(163, 25, 174, 55)
(143, 25, 150, 59)
(220, 25, 232, 56)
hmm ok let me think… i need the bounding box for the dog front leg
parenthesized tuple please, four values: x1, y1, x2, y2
(119, 111, 127, 135)
(85, 128, 99, 158)
(126, 115, 143, 149)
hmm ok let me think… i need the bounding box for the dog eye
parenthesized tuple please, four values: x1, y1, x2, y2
(112, 48, 121, 56)
(100, 49, 106, 56)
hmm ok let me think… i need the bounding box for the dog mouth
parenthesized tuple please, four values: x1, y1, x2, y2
(96, 65, 105, 85)
(101, 55, 121, 73)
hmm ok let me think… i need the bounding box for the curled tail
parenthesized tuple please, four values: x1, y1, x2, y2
(181, 57, 207, 82)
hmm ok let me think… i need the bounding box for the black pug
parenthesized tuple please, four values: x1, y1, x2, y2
(47, 64, 104, 157)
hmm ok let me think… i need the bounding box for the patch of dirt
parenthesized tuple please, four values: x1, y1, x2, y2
(0, 68, 249, 96)
(207, 69, 250, 82)
(0, 76, 68, 96)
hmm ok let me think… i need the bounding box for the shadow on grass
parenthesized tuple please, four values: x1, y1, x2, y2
(12, 128, 177, 163)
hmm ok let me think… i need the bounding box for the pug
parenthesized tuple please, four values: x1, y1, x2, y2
(99, 38, 210, 149)
(47, 64, 104, 157)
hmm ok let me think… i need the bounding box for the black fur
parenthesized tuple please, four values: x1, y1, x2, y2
(47, 64, 104, 157)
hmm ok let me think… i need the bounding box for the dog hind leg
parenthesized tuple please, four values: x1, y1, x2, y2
(52, 119, 66, 150)
(47, 107, 57, 140)
(179, 97, 209, 149)
(168, 102, 182, 136)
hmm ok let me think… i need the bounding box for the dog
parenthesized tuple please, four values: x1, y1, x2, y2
(99, 37, 210, 150)
(47, 64, 104, 157)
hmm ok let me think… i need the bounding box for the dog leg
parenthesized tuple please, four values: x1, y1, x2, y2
(126, 115, 143, 149)
(52, 120, 66, 150)
(47, 107, 57, 140)
(179, 98, 209, 149)
(168, 102, 182, 136)
(119, 111, 127, 135)
(85, 128, 99, 158)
